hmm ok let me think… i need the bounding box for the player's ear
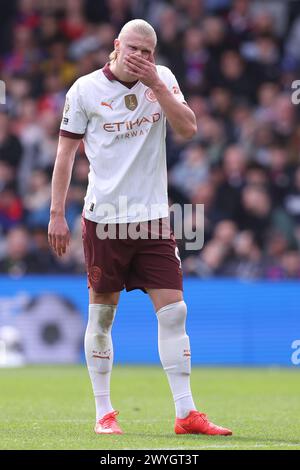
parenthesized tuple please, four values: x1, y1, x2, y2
(114, 39, 120, 54)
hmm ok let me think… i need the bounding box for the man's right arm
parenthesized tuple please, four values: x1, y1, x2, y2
(48, 135, 82, 257)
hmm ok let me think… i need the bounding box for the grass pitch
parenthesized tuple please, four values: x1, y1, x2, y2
(0, 365, 299, 450)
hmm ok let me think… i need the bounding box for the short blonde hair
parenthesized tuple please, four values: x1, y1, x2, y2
(109, 19, 157, 62)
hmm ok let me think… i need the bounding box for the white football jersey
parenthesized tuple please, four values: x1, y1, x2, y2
(60, 63, 186, 223)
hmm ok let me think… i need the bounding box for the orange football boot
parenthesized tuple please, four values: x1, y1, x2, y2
(175, 410, 232, 436)
(94, 410, 123, 435)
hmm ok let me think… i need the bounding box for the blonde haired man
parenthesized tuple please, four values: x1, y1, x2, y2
(48, 19, 232, 437)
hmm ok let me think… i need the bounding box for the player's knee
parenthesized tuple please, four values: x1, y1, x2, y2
(89, 289, 119, 306)
(95, 308, 115, 333)
(148, 288, 183, 312)
(86, 304, 116, 335)
(156, 301, 191, 375)
(156, 300, 187, 339)
(85, 305, 116, 368)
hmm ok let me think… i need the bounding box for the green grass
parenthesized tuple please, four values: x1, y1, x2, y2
(0, 365, 300, 450)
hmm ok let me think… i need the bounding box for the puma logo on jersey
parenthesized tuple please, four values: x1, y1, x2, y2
(101, 100, 114, 110)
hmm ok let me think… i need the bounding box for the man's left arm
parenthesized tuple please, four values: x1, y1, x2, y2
(151, 80, 197, 139)
(124, 54, 197, 140)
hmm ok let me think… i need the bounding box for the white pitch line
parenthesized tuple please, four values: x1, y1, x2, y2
(134, 443, 300, 450)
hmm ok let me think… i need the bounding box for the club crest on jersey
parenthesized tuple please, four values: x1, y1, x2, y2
(145, 88, 157, 102)
(125, 94, 138, 111)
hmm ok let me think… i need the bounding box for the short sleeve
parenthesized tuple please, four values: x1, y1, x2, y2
(158, 66, 186, 104)
(59, 79, 88, 139)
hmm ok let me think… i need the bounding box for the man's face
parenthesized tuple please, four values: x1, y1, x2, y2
(114, 31, 155, 78)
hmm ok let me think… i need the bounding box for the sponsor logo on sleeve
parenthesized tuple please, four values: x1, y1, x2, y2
(63, 96, 70, 114)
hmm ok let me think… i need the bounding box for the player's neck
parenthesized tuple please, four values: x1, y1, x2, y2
(109, 60, 138, 84)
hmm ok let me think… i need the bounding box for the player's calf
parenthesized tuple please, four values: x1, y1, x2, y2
(84, 303, 117, 426)
(157, 301, 196, 418)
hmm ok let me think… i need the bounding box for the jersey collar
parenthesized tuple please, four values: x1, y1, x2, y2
(102, 62, 138, 89)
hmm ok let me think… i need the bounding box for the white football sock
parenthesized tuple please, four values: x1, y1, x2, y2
(157, 301, 196, 419)
(84, 303, 116, 421)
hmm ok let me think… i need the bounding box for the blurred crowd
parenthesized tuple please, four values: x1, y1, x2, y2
(1, 0, 300, 280)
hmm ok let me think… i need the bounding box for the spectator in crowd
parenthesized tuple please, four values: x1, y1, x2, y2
(23, 169, 51, 228)
(0, 112, 23, 177)
(183, 239, 227, 278)
(0, 226, 38, 275)
(0, 184, 23, 232)
(169, 143, 209, 199)
(224, 230, 263, 279)
(284, 166, 300, 226)
(215, 144, 247, 220)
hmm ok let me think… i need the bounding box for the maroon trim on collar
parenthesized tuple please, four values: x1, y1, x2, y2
(102, 62, 138, 89)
